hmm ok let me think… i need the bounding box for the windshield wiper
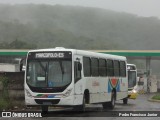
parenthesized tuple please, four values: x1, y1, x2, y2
(45, 63, 49, 87)
(59, 61, 64, 81)
(37, 61, 48, 87)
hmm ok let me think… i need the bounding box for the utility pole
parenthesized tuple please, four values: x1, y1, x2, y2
(146, 57, 151, 93)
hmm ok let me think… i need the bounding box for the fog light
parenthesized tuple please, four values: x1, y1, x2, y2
(132, 89, 137, 93)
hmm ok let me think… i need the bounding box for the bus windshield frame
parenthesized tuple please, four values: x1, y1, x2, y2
(128, 70, 137, 88)
(26, 51, 72, 93)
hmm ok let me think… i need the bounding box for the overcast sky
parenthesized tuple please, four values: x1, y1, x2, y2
(0, 0, 160, 18)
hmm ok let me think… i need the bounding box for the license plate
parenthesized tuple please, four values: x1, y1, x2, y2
(43, 102, 51, 105)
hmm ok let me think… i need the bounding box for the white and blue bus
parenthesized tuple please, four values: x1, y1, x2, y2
(24, 47, 128, 112)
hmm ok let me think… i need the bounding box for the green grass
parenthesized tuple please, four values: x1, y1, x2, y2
(152, 94, 160, 100)
(0, 76, 10, 110)
(0, 98, 10, 110)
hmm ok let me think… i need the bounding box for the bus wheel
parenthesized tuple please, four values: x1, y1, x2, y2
(73, 95, 86, 112)
(79, 95, 86, 112)
(41, 105, 48, 114)
(123, 98, 128, 104)
(102, 92, 115, 110)
(102, 102, 109, 109)
(109, 92, 116, 109)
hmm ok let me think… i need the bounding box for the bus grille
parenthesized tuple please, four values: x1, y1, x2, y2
(35, 99, 60, 105)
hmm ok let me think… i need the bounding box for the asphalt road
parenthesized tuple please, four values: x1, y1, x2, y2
(1, 93, 160, 120)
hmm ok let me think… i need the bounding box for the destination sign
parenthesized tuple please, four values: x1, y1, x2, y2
(28, 51, 72, 59)
(35, 53, 64, 58)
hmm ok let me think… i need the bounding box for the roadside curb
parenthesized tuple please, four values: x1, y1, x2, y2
(148, 98, 160, 103)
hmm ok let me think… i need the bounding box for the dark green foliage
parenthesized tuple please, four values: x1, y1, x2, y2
(0, 76, 11, 110)
(0, 76, 9, 99)
(0, 39, 37, 49)
(0, 4, 160, 49)
(152, 94, 160, 100)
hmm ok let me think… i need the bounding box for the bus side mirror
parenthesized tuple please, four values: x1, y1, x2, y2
(19, 58, 26, 72)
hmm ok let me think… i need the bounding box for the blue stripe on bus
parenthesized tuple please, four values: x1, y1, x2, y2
(108, 79, 120, 93)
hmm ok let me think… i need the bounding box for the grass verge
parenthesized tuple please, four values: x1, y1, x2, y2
(0, 76, 11, 110)
(152, 94, 160, 100)
(0, 98, 11, 110)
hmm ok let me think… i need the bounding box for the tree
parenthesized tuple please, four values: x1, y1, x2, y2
(0, 39, 37, 49)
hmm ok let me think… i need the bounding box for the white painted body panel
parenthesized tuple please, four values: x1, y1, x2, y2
(25, 47, 128, 106)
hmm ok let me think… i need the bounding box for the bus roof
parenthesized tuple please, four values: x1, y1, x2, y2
(127, 64, 136, 67)
(127, 64, 137, 70)
(28, 47, 126, 61)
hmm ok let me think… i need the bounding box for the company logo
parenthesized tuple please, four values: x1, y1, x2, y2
(2, 112, 11, 117)
(108, 78, 120, 93)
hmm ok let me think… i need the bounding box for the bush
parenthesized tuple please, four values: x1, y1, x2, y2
(152, 94, 160, 100)
(0, 98, 11, 110)
(0, 76, 9, 99)
(0, 76, 10, 110)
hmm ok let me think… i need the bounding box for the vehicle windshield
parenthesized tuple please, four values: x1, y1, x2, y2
(26, 60, 72, 88)
(128, 71, 136, 88)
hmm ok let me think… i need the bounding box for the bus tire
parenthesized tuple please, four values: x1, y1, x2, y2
(102, 102, 109, 109)
(74, 95, 86, 112)
(79, 95, 86, 112)
(123, 98, 128, 104)
(102, 92, 115, 110)
(41, 105, 48, 114)
(108, 92, 116, 109)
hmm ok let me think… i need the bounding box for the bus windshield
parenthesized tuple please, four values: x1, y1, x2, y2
(26, 60, 72, 88)
(128, 71, 136, 88)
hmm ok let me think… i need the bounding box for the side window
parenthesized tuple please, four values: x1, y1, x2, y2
(91, 58, 99, 76)
(99, 59, 107, 76)
(74, 61, 82, 82)
(120, 61, 126, 77)
(107, 59, 114, 76)
(83, 57, 91, 77)
(114, 60, 120, 77)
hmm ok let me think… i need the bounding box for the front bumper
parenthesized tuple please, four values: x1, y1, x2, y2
(128, 92, 138, 99)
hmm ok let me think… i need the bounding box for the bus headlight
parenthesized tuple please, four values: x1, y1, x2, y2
(132, 89, 137, 94)
(25, 89, 32, 98)
(62, 88, 72, 98)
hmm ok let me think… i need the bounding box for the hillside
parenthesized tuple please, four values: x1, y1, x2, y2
(0, 4, 160, 50)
